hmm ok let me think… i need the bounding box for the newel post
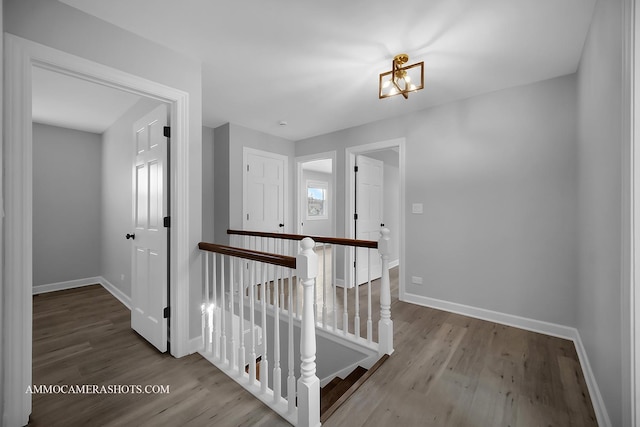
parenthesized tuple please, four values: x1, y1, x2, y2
(297, 238, 320, 427)
(378, 228, 394, 355)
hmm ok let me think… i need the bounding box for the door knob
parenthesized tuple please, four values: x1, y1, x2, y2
(380, 223, 385, 227)
(279, 223, 284, 228)
(126, 233, 135, 240)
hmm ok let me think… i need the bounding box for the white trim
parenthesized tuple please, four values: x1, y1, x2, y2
(403, 291, 611, 426)
(189, 336, 204, 355)
(33, 276, 103, 295)
(389, 259, 399, 269)
(295, 151, 337, 236)
(345, 139, 406, 295)
(3, 34, 192, 425)
(629, 0, 639, 425)
(99, 277, 133, 310)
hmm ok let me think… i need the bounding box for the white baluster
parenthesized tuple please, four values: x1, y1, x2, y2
(332, 245, 337, 330)
(322, 243, 327, 329)
(238, 260, 246, 377)
(260, 262, 269, 394)
(355, 249, 360, 338)
(220, 254, 227, 364)
(273, 265, 281, 403)
(249, 261, 257, 385)
(204, 252, 211, 353)
(378, 228, 394, 355)
(343, 248, 349, 335)
(297, 237, 320, 427)
(212, 253, 219, 359)
(287, 269, 296, 414)
(367, 248, 372, 343)
(229, 257, 237, 370)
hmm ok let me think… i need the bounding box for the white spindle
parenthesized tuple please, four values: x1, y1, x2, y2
(297, 237, 320, 427)
(322, 243, 327, 328)
(332, 245, 337, 330)
(343, 249, 349, 335)
(355, 250, 360, 338)
(238, 261, 246, 377)
(204, 252, 211, 353)
(260, 262, 269, 394)
(273, 265, 282, 403)
(212, 254, 219, 359)
(367, 248, 373, 343)
(378, 227, 394, 355)
(220, 254, 227, 364)
(287, 269, 296, 414)
(249, 261, 257, 385)
(229, 256, 237, 370)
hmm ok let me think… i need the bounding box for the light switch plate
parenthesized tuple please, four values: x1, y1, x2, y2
(412, 203, 423, 214)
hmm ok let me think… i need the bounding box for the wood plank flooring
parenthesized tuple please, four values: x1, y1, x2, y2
(31, 277, 597, 426)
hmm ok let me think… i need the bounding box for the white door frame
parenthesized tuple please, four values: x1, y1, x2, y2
(295, 150, 337, 236)
(345, 138, 406, 297)
(3, 34, 191, 426)
(629, 0, 639, 424)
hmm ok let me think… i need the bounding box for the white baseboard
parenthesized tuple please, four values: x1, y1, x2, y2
(189, 336, 203, 355)
(389, 259, 399, 269)
(571, 331, 612, 427)
(33, 276, 102, 295)
(99, 277, 132, 310)
(402, 291, 610, 426)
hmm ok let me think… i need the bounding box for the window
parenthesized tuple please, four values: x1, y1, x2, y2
(306, 180, 328, 220)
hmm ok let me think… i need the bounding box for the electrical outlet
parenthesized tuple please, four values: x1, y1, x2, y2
(412, 203, 423, 214)
(411, 276, 423, 285)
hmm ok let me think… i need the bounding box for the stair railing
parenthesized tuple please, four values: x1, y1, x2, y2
(227, 227, 394, 356)
(198, 238, 320, 427)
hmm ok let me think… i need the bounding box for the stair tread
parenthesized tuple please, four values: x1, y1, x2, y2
(320, 366, 368, 415)
(320, 354, 390, 423)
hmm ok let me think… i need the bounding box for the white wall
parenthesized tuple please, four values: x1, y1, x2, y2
(101, 98, 163, 298)
(5, 0, 203, 342)
(301, 169, 333, 237)
(32, 123, 102, 286)
(296, 74, 579, 328)
(576, 0, 627, 424)
(214, 123, 230, 244)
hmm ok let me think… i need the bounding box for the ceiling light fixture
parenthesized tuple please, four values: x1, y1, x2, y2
(379, 53, 424, 99)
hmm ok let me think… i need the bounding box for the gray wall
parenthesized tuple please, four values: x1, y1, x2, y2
(6, 0, 204, 343)
(202, 126, 215, 242)
(301, 169, 333, 237)
(33, 123, 102, 286)
(101, 98, 163, 298)
(215, 123, 296, 234)
(576, 0, 627, 424)
(214, 123, 231, 245)
(296, 74, 579, 328)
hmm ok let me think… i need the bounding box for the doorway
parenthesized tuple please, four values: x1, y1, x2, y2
(345, 139, 405, 297)
(295, 151, 337, 238)
(4, 34, 191, 425)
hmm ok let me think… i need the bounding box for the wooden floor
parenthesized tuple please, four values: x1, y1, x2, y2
(31, 279, 597, 427)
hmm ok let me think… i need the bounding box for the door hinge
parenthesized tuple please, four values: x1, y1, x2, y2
(354, 213, 358, 220)
(163, 307, 170, 318)
(354, 165, 359, 173)
(247, 164, 250, 172)
(163, 216, 171, 228)
(246, 214, 249, 221)
(163, 126, 171, 138)
(354, 261, 356, 268)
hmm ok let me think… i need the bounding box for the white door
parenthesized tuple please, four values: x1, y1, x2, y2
(243, 148, 287, 233)
(130, 104, 169, 352)
(355, 155, 383, 285)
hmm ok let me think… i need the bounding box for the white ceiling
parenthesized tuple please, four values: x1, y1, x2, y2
(56, 0, 596, 140)
(302, 159, 333, 174)
(32, 66, 142, 134)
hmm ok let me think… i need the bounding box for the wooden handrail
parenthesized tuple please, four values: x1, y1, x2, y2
(227, 229, 378, 249)
(198, 242, 297, 269)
